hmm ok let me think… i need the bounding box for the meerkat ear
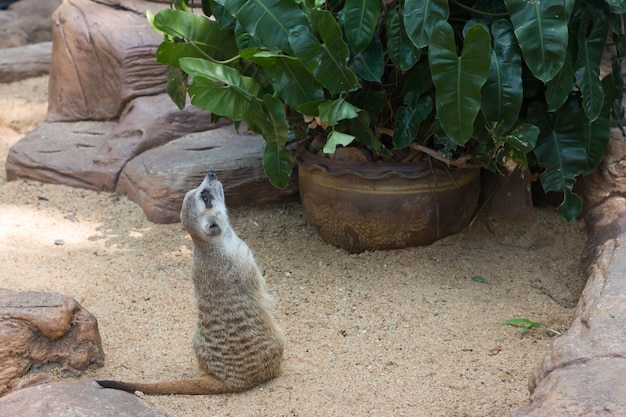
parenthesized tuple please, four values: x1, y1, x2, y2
(205, 216, 221, 236)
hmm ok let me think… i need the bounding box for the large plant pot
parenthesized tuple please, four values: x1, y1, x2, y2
(295, 144, 481, 252)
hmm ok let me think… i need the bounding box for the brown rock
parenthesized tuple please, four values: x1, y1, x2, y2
(5, 121, 118, 190)
(0, 289, 104, 395)
(0, 0, 61, 49)
(527, 237, 626, 391)
(0, 42, 52, 82)
(512, 358, 626, 417)
(47, 0, 170, 122)
(6, 96, 219, 191)
(0, 379, 169, 416)
(510, 237, 626, 416)
(117, 125, 299, 223)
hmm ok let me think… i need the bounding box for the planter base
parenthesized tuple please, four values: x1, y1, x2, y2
(296, 145, 481, 252)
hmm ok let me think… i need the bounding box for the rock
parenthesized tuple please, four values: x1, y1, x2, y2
(526, 236, 626, 392)
(0, 289, 104, 395)
(47, 0, 170, 122)
(6, 96, 219, 191)
(5, 121, 118, 190)
(580, 127, 626, 267)
(0, 0, 61, 49)
(0, 379, 169, 416)
(511, 358, 626, 417)
(117, 125, 300, 223)
(0, 42, 52, 82)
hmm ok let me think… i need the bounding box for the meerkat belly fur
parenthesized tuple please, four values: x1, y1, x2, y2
(97, 172, 285, 395)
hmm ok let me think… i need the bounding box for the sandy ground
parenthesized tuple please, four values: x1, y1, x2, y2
(0, 76, 588, 416)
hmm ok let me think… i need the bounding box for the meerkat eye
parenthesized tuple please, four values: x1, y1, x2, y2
(200, 190, 212, 207)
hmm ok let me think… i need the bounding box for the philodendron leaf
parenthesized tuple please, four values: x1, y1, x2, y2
(529, 94, 602, 221)
(582, 76, 614, 174)
(318, 97, 360, 127)
(429, 22, 491, 145)
(403, 0, 450, 49)
(481, 19, 522, 133)
(289, 10, 361, 94)
(575, 8, 608, 122)
(344, 0, 380, 54)
(254, 95, 293, 189)
(165, 66, 188, 110)
(386, 7, 419, 71)
(504, 0, 572, 83)
(546, 10, 579, 111)
(393, 95, 433, 150)
(153, 9, 237, 65)
(497, 123, 540, 168)
(217, 0, 308, 53)
(323, 131, 357, 154)
(244, 51, 324, 107)
(180, 57, 261, 121)
(348, 35, 384, 82)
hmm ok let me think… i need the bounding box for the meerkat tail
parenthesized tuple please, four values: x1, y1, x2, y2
(96, 377, 238, 395)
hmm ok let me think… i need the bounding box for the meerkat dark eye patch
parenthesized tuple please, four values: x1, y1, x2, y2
(200, 190, 212, 207)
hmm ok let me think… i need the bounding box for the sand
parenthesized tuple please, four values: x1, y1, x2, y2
(0, 76, 588, 416)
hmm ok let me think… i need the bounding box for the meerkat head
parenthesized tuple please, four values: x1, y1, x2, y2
(181, 172, 229, 240)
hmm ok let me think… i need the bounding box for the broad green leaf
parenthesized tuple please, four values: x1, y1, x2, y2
(253, 95, 293, 188)
(348, 35, 384, 82)
(245, 51, 324, 107)
(318, 98, 360, 126)
(202, 0, 235, 28)
(289, 10, 360, 94)
(393, 95, 433, 149)
(504, 0, 572, 83)
(217, 0, 308, 53)
(323, 131, 357, 153)
(481, 19, 522, 132)
(529, 96, 591, 220)
(165, 66, 188, 110)
(546, 10, 580, 111)
(403, 0, 450, 49)
(404, 59, 433, 97)
(153, 9, 237, 63)
(180, 57, 261, 121)
(582, 76, 614, 174)
(349, 110, 384, 153)
(575, 8, 608, 122)
(349, 89, 387, 125)
(344, 0, 380, 54)
(497, 123, 540, 168)
(429, 22, 492, 145)
(386, 7, 420, 71)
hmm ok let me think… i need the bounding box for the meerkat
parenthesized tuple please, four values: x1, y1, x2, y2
(97, 172, 285, 395)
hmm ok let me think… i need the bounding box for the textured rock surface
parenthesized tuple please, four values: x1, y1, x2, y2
(0, 0, 61, 49)
(47, 0, 169, 121)
(0, 42, 52, 82)
(0, 289, 104, 395)
(513, 358, 626, 417)
(511, 129, 626, 416)
(117, 124, 300, 223)
(0, 379, 169, 417)
(6, 95, 219, 191)
(581, 128, 626, 264)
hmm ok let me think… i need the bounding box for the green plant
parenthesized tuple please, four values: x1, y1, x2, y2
(150, 0, 625, 220)
(502, 317, 562, 335)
